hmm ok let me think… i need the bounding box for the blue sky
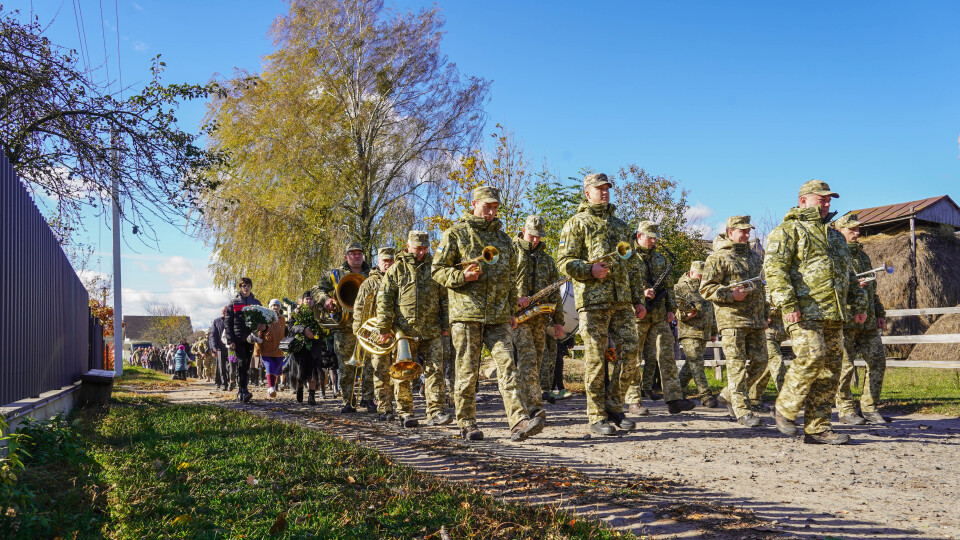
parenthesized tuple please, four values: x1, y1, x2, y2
(14, 1, 960, 327)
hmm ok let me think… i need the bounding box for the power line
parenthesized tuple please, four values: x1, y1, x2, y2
(114, 0, 123, 98)
(98, 0, 111, 90)
(73, 0, 93, 74)
(70, 0, 89, 70)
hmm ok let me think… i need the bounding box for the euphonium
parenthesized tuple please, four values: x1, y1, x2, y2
(356, 319, 424, 382)
(855, 260, 894, 283)
(457, 246, 499, 267)
(317, 271, 366, 329)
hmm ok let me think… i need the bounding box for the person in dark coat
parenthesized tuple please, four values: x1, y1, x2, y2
(209, 306, 232, 391)
(224, 277, 264, 402)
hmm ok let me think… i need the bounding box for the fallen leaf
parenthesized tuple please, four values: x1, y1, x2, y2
(171, 514, 192, 525)
(269, 512, 287, 534)
(346, 476, 356, 484)
(460, 501, 470, 509)
(246, 475, 259, 486)
(177, 462, 190, 471)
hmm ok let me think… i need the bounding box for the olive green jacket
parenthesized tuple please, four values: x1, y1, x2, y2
(313, 260, 371, 332)
(351, 269, 384, 335)
(634, 245, 676, 323)
(377, 252, 448, 340)
(675, 274, 717, 340)
(845, 242, 886, 330)
(432, 214, 518, 324)
(513, 236, 564, 326)
(763, 206, 867, 324)
(556, 202, 644, 312)
(700, 234, 769, 331)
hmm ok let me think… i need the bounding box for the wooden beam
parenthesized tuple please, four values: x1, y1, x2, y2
(885, 307, 960, 316)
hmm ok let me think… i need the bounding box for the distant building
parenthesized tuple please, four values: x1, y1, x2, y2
(848, 195, 960, 237)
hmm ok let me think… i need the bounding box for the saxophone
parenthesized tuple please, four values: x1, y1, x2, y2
(515, 277, 569, 325)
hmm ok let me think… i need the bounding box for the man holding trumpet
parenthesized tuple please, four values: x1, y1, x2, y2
(377, 231, 454, 428)
(433, 186, 540, 442)
(832, 213, 889, 425)
(557, 173, 647, 436)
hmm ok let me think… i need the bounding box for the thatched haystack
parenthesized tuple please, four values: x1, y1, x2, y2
(860, 225, 960, 358)
(908, 311, 960, 362)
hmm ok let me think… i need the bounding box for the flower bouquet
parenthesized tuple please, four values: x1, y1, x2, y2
(242, 305, 279, 344)
(289, 304, 325, 352)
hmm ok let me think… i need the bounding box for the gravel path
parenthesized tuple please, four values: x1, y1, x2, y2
(128, 378, 960, 539)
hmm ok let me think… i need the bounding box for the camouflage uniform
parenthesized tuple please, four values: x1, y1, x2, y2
(513, 218, 564, 416)
(835, 226, 887, 417)
(629, 238, 684, 404)
(377, 241, 451, 422)
(540, 332, 558, 393)
(764, 198, 867, 435)
(433, 208, 528, 430)
(557, 191, 643, 424)
(314, 258, 372, 407)
(675, 265, 718, 397)
(700, 226, 769, 420)
(750, 305, 787, 403)
(353, 264, 405, 415)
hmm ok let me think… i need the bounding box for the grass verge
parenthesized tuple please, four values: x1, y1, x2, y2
(116, 364, 190, 389)
(1, 393, 635, 539)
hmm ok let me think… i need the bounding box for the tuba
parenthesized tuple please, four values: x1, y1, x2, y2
(317, 270, 366, 329)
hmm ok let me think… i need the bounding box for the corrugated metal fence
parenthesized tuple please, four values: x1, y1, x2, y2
(1, 151, 102, 406)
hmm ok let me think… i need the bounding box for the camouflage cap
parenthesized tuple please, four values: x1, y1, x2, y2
(472, 186, 501, 204)
(725, 215, 756, 230)
(345, 241, 363, 253)
(524, 215, 546, 237)
(583, 173, 613, 189)
(833, 212, 861, 230)
(798, 179, 839, 199)
(407, 230, 430, 247)
(636, 220, 659, 238)
(690, 261, 705, 275)
(377, 247, 396, 260)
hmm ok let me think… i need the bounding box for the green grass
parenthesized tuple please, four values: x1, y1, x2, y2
(116, 365, 189, 388)
(0, 394, 634, 539)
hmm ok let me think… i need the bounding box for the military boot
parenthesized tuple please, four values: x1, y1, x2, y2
(401, 416, 419, 428)
(772, 407, 798, 436)
(307, 390, 317, 406)
(589, 420, 617, 436)
(737, 412, 762, 428)
(461, 426, 484, 441)
(426, 412, 454, 426)
(804, 430, 851, 445)
(627, 403, 650, 416)
(522, 415, 545, 438)
(510, 419, 531, 442)
(606, 410, 636, 431)
(701, 394, 719, 408)
(862, 411, 889, 424)
(838, 413, 866, 425)
(296, 385, 304, 403)
(667, 399, 696, 414)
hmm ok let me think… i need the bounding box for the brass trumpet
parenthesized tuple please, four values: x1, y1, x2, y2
(729, 274, 765, 292)
(588, 241, 633, 265)
(856, 260, 894, 283)
(457, 246, 499, 268)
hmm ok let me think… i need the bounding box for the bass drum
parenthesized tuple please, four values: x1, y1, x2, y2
(546, 280, 579, 340)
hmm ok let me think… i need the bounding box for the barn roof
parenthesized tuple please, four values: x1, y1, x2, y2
(847, 195, 960, 229)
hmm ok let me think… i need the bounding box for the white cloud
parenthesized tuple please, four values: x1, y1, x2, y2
(133, 41, 148, 52)
(132, 2, 144, 11)
(120, 255, 232, 329)
(685, 201, 716, 239)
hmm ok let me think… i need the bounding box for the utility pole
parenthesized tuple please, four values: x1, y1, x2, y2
(112, 130, 123, 376)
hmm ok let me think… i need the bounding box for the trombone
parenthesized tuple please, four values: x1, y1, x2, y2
(729, 274, 765, 292)
(856, 260, 894, 283)
(457, 246, 499, 268)
(588, 241, 633, 266)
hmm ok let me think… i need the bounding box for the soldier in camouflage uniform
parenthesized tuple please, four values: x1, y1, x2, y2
(377, 231, 455, 428)
(627, 221, 696, 416)
(352, 248, 406, 423)
(764, 180, 868, 444)
(557, 173, 647, 436)
(433, 187, 542, 442)
(700, 216, 770, 428)
(314, 242, 373, 414)
(513, 215, 566, 418)
(749, 293, 787, 406)
(675, 261, 719, 407)
(833, 213, 889, 425)
(540, 330, 558, 398)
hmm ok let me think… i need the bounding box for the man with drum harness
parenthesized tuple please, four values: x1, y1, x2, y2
(353, 248, 408, 423)
(675, 261, 719, 408)
(314, 242, 373, 414)
(627, 221, 696, 416)
(557, 173, 647, 436)
(513, 215, 566, 418)
(433, 186, 541, 442)
(377, 231, 455, 428)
